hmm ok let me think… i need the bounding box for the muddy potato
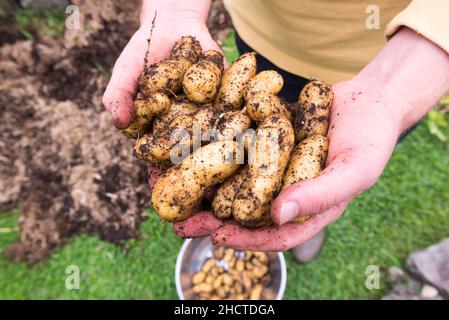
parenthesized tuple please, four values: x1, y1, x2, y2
(151, 140, 241, 222)
(214, 52, 257, 111)
(246, 92, 291, 122)
(245, 70, 284, 100)
(215, 111, 252, 141)
(139, 36, 202, 96)
(182, 50, 224, 103)
(232, 115, 294, 228)
(298, 80, 333, 141)
(136, 105, 220, 165)
(152, 97, 198, 134)
(282, 134, 329, 224)
(212, 166, 248, 219)
(122, 92, 170, 139)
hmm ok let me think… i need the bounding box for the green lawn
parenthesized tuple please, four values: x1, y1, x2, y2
(1, 32, 448, 299)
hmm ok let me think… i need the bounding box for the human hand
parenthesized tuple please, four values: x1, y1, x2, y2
(102, 0, 222, 129)
(173, 28, 449, 251)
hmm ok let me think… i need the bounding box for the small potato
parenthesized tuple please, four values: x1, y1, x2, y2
(223, 248, 235, 262)
(192, 271, 206, 285)
(122, 92, 170, 139)
(152, 97, 198, 134)
(182, 50, 224, 103)
(253, 252, 268, 264)
(216, 287, 227, 299)
(282, 134, 329, 224)
(151, 141, 241, 222)
(139, 36, 202, 96)
(213, 275, 223, 289)
(214, 246, 225, 260)
(214, 52, 257, 111)
(236, 259, 245, 272)
(249, 284, 264, 300)
(202, 258, 216, 273)
(232, 115, 294, 228)
(245, 70, 283, 100)
(222, 274, 233, 286)
(212, 166, 248, 219)
(246, 92, 291, 122)
(242, 272, 253, 291)
(193, 283, 213, 294)
(244, 251, 253, 261)
(252, 265, 268, 278)
(298, 80, 333, 141)
(215, 111, 252, 141)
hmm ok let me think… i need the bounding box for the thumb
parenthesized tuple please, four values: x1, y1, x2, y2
(271, 147, 386, 225)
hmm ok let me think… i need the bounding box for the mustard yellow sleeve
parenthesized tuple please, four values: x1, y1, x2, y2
(385, 0, 449, 53)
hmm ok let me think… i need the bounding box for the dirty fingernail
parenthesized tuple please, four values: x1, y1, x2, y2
(279, 201, 299, 225)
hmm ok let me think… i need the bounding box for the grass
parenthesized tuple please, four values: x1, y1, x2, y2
(1, 32, 449, 299)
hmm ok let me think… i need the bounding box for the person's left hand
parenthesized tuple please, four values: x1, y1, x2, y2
(172, 78, 407, 251)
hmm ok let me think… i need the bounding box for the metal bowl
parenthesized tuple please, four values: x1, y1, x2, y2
(175, 237, 287, 300)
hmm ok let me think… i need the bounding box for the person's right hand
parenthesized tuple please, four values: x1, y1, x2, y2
(102, 0, 223, 129)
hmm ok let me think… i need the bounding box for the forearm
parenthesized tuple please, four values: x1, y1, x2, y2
(140, 0, 212, 28)
(355, 27, 449, 133)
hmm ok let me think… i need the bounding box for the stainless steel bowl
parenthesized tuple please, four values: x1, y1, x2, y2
(175, 237, 287, 300)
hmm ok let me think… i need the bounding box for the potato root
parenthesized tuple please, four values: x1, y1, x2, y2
(151, 141, 241, 222)
(182, 50, 224, 103)
(246, 92, 291, 122)
(215, 111, 252, 141)
(282, 134, 329, 223)
(122, 92, 170, 139)
(245, 70, 284, 101)
(297, 80, 333, 141)
(232, 115, 294, 228)
(214, 52, 257, 111)
(139, 36, 202, 96)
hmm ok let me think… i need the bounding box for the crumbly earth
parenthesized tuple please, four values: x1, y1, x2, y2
(0, 0, 232, 264)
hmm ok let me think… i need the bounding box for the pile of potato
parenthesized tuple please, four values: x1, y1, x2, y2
(123, 36, 333, 228)
(191, 247, 272, 300)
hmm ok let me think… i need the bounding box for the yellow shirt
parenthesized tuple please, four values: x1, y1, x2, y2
(224, 0, 449, 83)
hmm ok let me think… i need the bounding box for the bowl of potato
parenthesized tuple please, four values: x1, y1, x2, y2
(175, 237, 287, 300)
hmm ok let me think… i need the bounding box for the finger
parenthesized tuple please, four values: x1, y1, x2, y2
(212, 202, 347, 251)
(173, 211, 222, 238)
(103, 30, 170, 129)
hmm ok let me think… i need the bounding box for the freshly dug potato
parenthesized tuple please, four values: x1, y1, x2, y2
(135, 105, 220, 165)
(122, 92, 170, 139)
(139, 36, 202, 96)
(245, 70, 284, 101)
(232, 115, 295, 228)
(214, 111, 252, 141)
(297, 80, 333, 141)
(212, 166, 249, 219)
(246, 92, 291, 122)
(151, 140, 241, 222)
(152, 97, 198, 134)
(282, 134, 329, 223)
(214, 52, 257, 111)
(182, 50, 224, 103)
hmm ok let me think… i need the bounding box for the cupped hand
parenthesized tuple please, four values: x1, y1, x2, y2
(102, 7, 224, 128)
(173, 78, 406, 251)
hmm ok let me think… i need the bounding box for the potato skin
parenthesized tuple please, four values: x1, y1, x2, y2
(232, 114, 295, 228)
(135, 105, 220, 165)
(215, 111, 252, 141)
(214, 52, 257, 111)
(122, 92, 170, 139)
(152, 98, 198, 134)
(139, 36, 202, 97)
(182, 50, 224, 103)
(152, 140, 241, 222)
(246, 92, 291, 122)
(282, 134, 329, 223)
(245, 70, 284, 101)
(212, 166, 248, 219)
(298, 80, 333, 141)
